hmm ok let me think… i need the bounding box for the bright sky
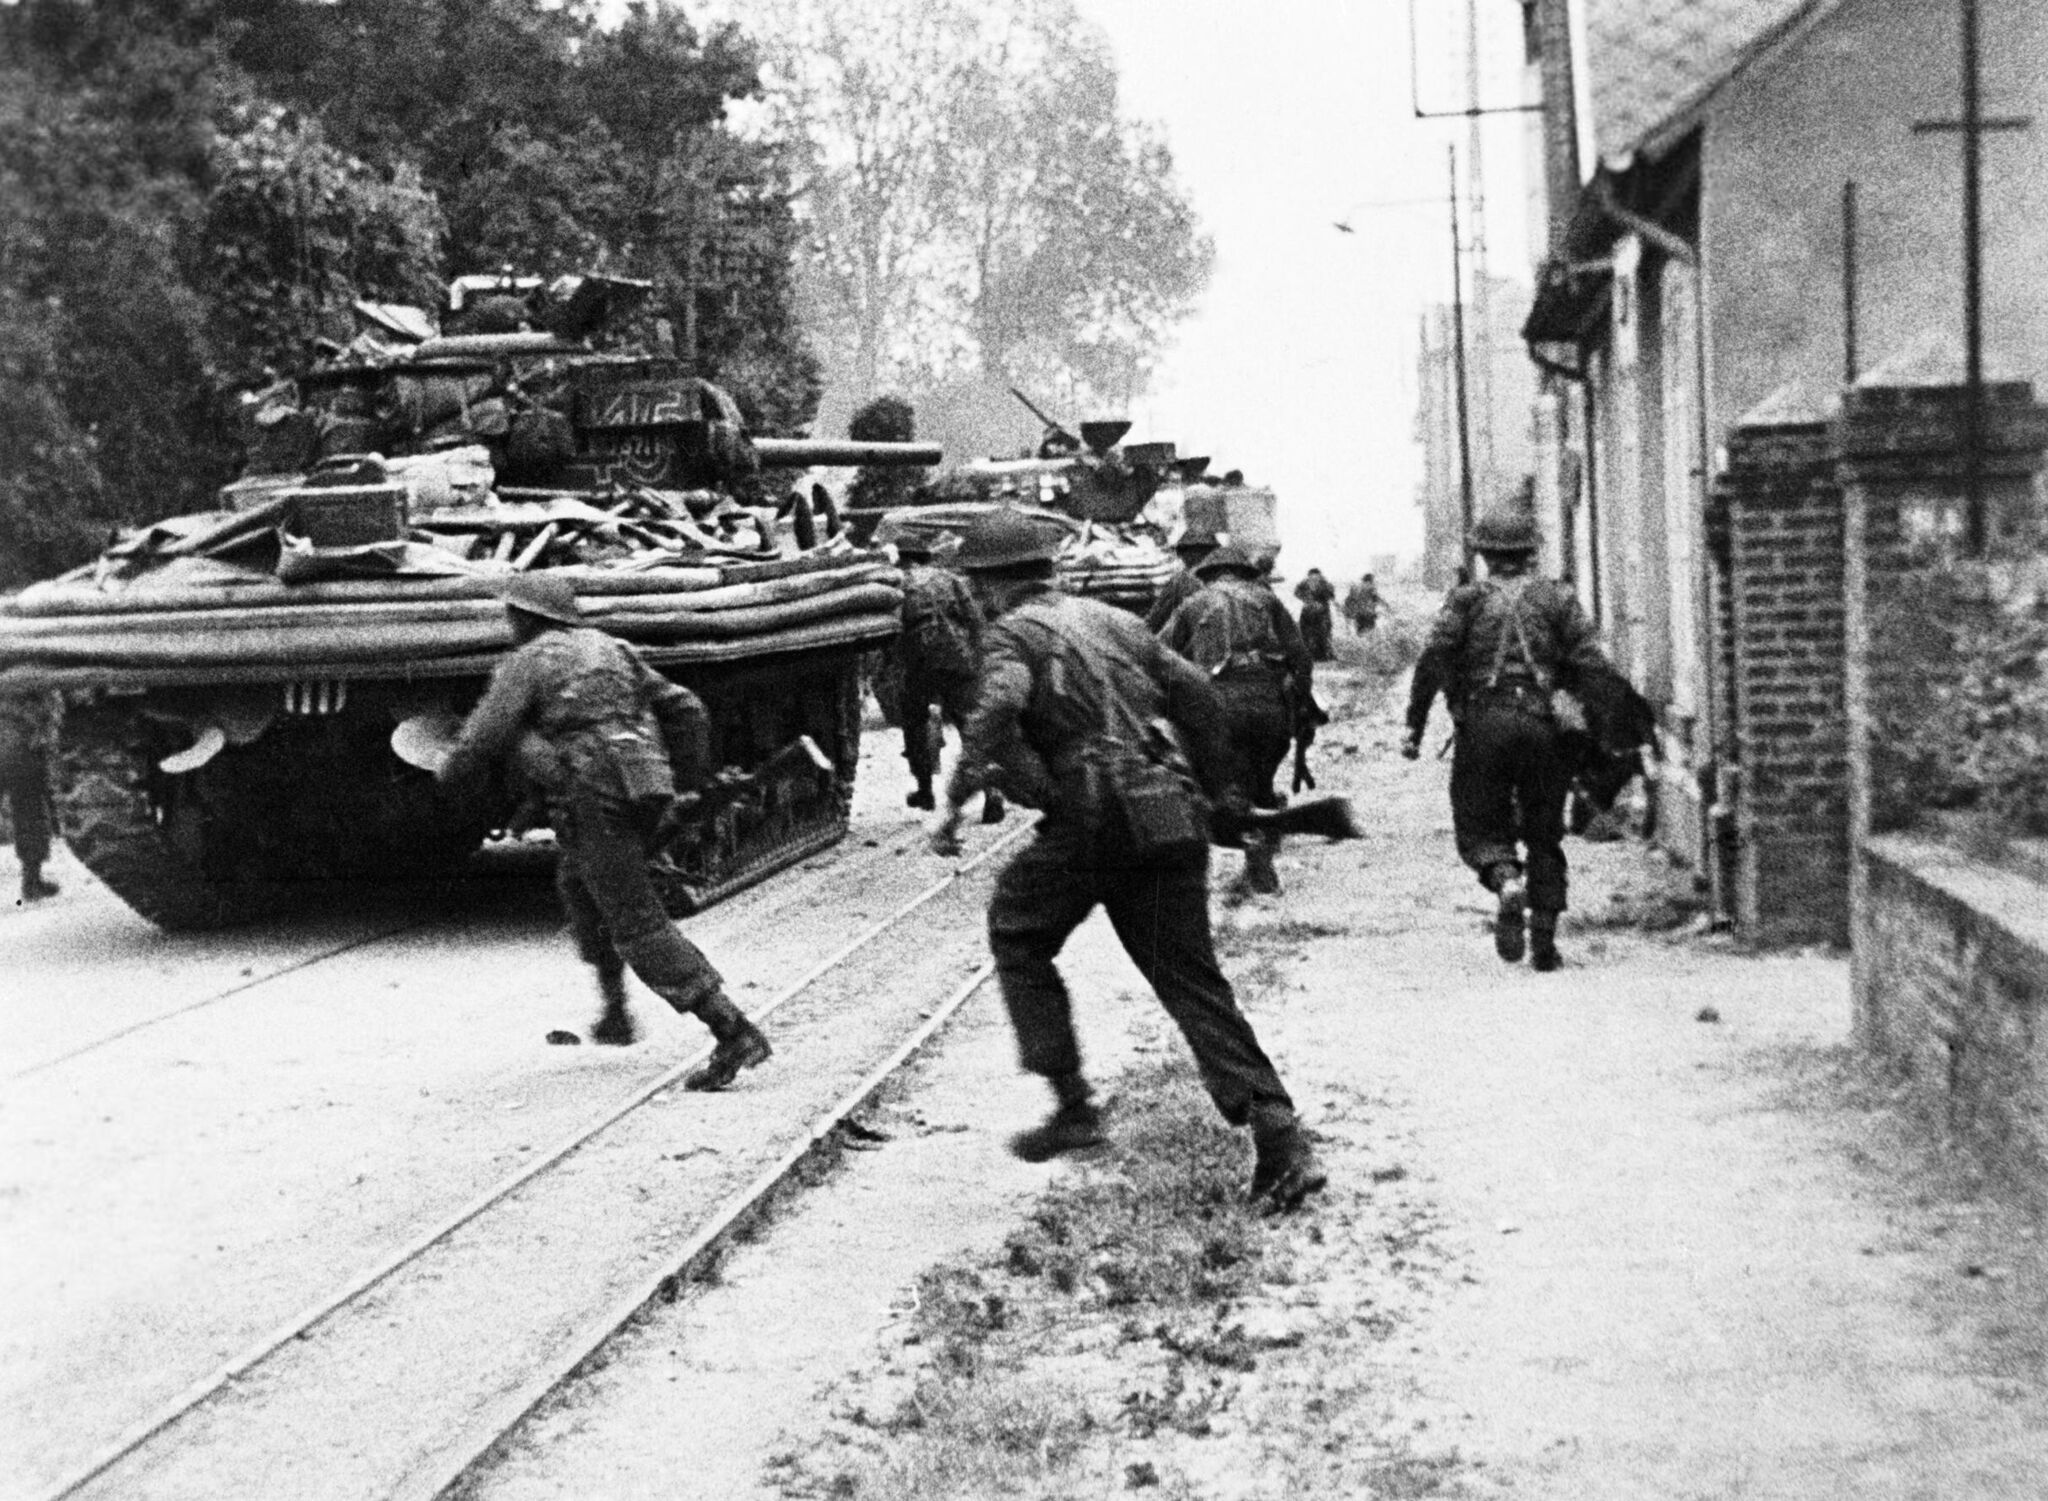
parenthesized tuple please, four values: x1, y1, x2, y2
(1068, 0, 1533, 575)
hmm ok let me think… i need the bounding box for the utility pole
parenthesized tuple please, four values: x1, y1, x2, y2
(1841, 181, 1860, 384)
(1912, 0, 2032, 552)
(1448, 145, 1476, 569)
(1463, 0, 1494, 494)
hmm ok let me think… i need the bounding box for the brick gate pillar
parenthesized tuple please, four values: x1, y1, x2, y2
(1712, 382, 1847, 947)
(1838, 347, 2048, 1042)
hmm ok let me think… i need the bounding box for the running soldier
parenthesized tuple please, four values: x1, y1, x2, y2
(438, 575, 771, 1082)
(929, 511, 1325, 1212)
(1158, 543, 1314, 894)
(1343, 572, 1381, 635)
(1401, 512, 1613, 972)
(1292, 568, 1336, 661)
(1, 690, 60, 903)
(892, 534, 1001, 823)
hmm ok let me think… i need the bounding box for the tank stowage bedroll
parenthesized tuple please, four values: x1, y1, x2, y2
(0, 274, 937, 930)
(872, 501, 1179, 614)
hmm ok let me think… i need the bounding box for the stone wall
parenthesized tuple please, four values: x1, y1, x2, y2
(1858, 836, 2048, 1191)
(1843, 369, 2048, 1185)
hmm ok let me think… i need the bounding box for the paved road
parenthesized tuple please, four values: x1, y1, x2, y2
(0, 723, 1011, 1500)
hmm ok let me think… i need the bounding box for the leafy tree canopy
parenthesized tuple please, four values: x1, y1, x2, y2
(760, 0, 1212, 452)
(0, 0, 819, 588)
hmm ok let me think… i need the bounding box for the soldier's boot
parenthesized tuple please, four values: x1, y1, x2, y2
(589, 964, 637, 1046)
(1530, 912, 1563, 973)
(906, 777, 936, 812)
(1009, 1071, 1106, 1163)
(1244, 832, 1281, 895)
(19, 866, 58, 902)
(1249, 1114, 1328, 1214)
(980, 789, 1007, 825)
(1488, 862, 1527, 963)
(683, 991, 772, 1092)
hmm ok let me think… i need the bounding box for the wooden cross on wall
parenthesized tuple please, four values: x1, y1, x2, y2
(1910, 0, 2032, 553)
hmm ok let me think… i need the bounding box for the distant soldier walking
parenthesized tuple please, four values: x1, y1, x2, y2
(1344, 572, 1381, 635)
(438, 575, 771, 1082)
(1293, 567, 1336, 661)
(929, 512, 1325, 1212)
(1, 689, 60, 903)
(892, 534, 1001, 822)
(1402, 513, 1613, 971)
(1159, 544, 1314, 894)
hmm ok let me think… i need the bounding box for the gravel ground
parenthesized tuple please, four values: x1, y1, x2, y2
(14, 635, 2048, 1500)
(471, 640, 2048, 1499)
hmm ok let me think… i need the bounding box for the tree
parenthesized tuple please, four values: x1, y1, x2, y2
(0, 1, 229, 584)
(203, 97, 445, 379)
(759, 0, 977, 401)
(759, 0, 1211, 431)
(845, 394, 926, 515)
(0, 0, 828, 587)
(234, 0, 820, 429)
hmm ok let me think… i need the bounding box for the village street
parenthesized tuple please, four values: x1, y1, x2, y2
(462, 635, 2048, 1500)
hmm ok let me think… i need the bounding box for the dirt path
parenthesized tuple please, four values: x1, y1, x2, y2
(1264, 665, 2048, 1497)
(471, 646, 2048, 1499)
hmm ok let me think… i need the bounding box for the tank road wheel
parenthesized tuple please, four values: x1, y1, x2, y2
(55, 701, 292, 929)
(55, 698, 497, 931)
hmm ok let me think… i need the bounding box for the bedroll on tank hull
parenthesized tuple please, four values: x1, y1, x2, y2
(9, 557, 897, 931)
(0, 282, 935, 929)
(872, 502, 1178, 616)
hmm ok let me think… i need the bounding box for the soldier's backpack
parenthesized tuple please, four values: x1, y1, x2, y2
(1480, 577, 1588, 732)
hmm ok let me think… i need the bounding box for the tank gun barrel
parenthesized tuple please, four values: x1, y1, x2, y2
(752, 438, 941, 468)
(1008, 387, 1076, 446)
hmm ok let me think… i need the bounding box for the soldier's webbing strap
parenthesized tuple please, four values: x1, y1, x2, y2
(1482, 579, 1551, 694)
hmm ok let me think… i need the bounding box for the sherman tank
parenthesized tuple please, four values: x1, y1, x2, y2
(870, 501, 1173, 613)
(875, 388, 1200, 612)
(0, 273, 939, 930)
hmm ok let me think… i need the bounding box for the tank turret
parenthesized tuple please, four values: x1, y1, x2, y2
(911, 387, 1190, 526)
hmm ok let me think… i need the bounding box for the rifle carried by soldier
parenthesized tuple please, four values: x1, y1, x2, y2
(1141, 714, 1360, 848)
(1291, 688, 1330, 793)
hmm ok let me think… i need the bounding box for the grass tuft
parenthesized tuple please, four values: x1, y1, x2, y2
(776, 1066, 1272, 1499)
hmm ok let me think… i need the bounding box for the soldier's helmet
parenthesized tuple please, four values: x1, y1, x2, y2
(1469, 511, 1540, 555)
(1193, 543, 1261, 579)
(497, 573, 584, 625)
(953, 510, 1063, 572)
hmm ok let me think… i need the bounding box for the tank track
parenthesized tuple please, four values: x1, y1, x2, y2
(653, 650, 865, 913)
(54, 701, 292, 929)
(56, 698, 497, 931)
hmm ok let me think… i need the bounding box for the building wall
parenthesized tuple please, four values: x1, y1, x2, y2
(1703, 0, 2048, 431)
